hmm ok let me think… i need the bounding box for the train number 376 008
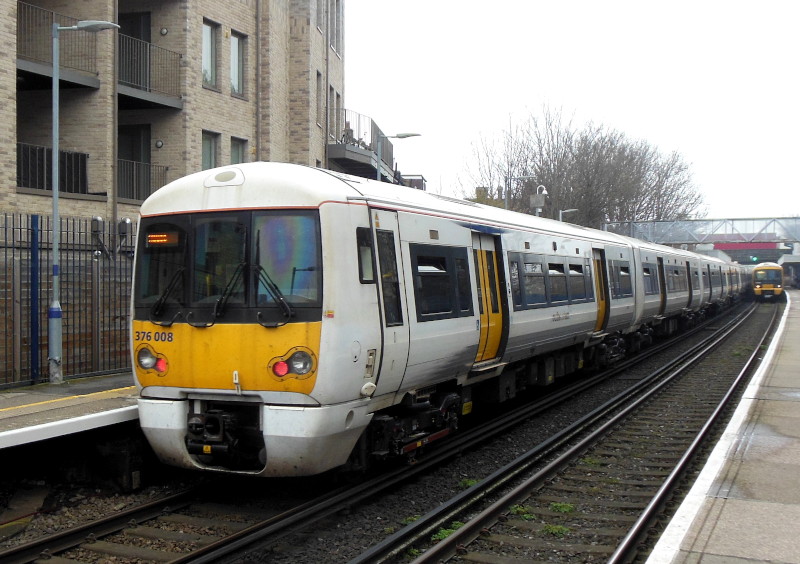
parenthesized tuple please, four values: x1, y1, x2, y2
(134, 331, 174, 342)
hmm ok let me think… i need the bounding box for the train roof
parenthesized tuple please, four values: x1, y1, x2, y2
(140, 162, 741, 269)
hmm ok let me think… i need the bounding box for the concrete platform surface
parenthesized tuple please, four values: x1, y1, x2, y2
(0, 372, 137, 449)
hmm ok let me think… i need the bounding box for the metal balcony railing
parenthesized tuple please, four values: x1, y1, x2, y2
(119, 34, 182, 98)
(118, 159, 168, 201)
(332, 109, 395, 170)
(17, 142, 89, 194)
(17, 2, 100, 75)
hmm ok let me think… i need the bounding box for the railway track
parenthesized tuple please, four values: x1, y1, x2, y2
(364, 302, 778, 564)
(0, 303, 769, 564)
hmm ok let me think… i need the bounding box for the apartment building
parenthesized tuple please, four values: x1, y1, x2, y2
(4, 0, 362, 226)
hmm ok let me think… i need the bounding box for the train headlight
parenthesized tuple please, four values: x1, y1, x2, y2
(137, 347, 157, 369)
(289, 351, 313, 375)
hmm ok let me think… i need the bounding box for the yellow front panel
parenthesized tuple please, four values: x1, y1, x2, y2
(133, 320, 322, 395)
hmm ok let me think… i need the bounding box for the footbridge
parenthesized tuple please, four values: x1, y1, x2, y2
(604, 217, 800, 265)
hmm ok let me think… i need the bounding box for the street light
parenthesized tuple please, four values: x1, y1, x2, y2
(559, 208, 579, 222)
(50, 19, 119, 384)
(504, 176, 537, 209)
(376, 132, 420, 182)
(531, 185, 548, 216)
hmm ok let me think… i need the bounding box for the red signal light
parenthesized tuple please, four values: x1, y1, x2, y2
(273, 361, 289, 377)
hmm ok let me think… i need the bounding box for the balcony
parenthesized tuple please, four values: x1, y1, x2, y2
(118, 34, 183, 110)
(16, 2, 102, 89)
(118, 159, 168, 201)
(328, 109, 401, 182)
(17, 142, 89, 195)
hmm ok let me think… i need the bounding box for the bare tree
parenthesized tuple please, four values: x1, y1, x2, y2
(464, 107, 705, 228)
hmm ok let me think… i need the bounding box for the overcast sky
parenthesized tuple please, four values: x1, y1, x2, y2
(343, 1, 799, 220)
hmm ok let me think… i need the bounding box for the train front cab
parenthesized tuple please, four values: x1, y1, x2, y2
(753, 262, 785, 301)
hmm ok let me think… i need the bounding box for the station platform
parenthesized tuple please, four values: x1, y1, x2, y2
(648, 289, 800, 563)
(0, 372, 137, 450)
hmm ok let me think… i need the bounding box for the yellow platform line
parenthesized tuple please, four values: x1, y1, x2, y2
(0, 386, 136, 413)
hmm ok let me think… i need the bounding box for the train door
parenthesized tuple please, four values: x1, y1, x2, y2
(592, 249, 610, 332)
(472, 233, 504, 363)
(371, 209, 410, 395)
(656, 257, 667, 315)
(685, 261, 695, 307)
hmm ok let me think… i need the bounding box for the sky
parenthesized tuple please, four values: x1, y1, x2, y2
(343, 0, 800, 220)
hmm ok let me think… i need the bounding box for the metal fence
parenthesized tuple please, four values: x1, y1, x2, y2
(118, 159, 169, 201)
(0, 213, 135, 388)
(333, 109, 395, 170)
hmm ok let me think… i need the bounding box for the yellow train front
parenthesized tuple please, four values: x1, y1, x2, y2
(752, 262, 785, 301)
(132, 164, 381, 476)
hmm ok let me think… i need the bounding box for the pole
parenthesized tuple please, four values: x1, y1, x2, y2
(49, 22, 63, 384)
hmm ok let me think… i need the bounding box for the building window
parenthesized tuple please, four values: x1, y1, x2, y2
(202, 131, 218, 170)
(316, 0, 325, 29)
(231, 137, 246, 164)
(328, 85, 335, 133)
(202, 20, 218, 87)
(231, 31, 245, 96)
(329, 0, 343, 52)
(316, 71, 324, 126)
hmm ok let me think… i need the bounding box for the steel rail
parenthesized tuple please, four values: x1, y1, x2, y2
(0, 489, 196, 564)
(360, 303, 760, 564)
(608, 302, 780, 563)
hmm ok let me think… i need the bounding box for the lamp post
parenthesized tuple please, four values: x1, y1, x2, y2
(559, 208, 579, 222)
(376, 132, 420, 182)
(531, 185, 548, 216)
(50, 19, 119, 384)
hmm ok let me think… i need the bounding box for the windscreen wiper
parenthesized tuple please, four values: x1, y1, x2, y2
(253, 264, 294, 324)
(150, 266, 185, 317)
(213, 262, 245, 319)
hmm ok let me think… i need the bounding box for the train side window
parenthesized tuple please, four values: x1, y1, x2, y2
(619, 265, 632, 296)
(642, 264, 658, 295)
(416, 256, 451, 315)
(356, 227, 375, 284)
(610, 260, 633, 298)
(548, 263, 568, 302)
(676, 267, 688, 291)
(692, 269, 700, 290)
(376, 230, 403, 326)
(485, 251, 500, 314)
(509, 260, 522, 309)
(410, 244, 473, 322)
(456, 258, 472, 314)
(584, 259, 595, 301)
(568, 264, 586, 301)
(473, 251, 484, 315)
(524, 261, 547, 306)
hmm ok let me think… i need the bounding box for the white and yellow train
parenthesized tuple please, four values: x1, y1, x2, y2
(752, 262, 785, 301)
(131, 162, 748, 476)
